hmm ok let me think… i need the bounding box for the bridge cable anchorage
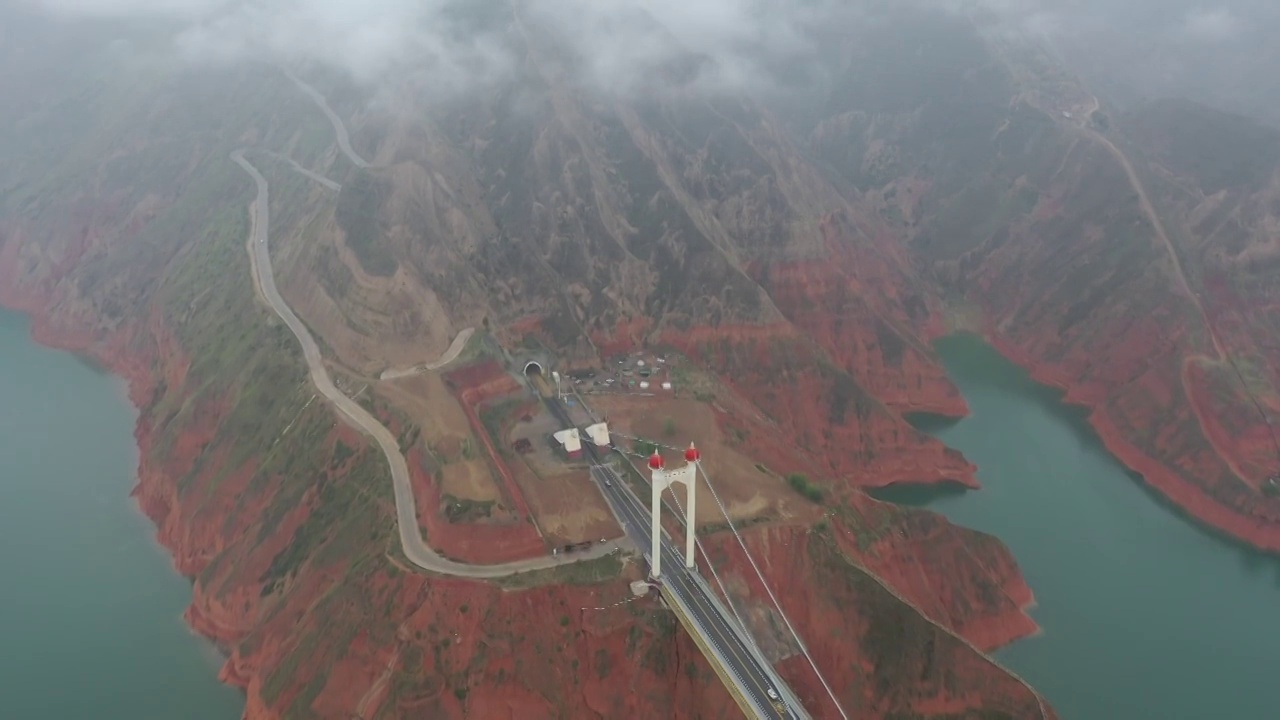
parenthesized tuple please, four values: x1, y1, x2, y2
(613, 431, 846, 719)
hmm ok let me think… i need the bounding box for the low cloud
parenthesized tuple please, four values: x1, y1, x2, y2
(174, 0, 513, 89)
(21, 0, 861, 94)
(1178, 8, 1242, 42)
(32, 0, 225, 17)
(526, 0, 864, 95)
(21, 0, 1280, 106)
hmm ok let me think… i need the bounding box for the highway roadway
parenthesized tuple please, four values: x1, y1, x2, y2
(539, 394, 799, 719)
(231, 149, 624, 578)
(594, 463, 799, 720)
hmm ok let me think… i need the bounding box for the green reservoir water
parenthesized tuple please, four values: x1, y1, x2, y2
(875, 333, 1280, 720)
(0, 308, 243, 718)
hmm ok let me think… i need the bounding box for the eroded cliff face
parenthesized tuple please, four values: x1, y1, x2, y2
(701, 521, 1053, 719)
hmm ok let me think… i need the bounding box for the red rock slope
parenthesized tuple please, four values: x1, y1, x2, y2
(1, 217, 1050, 717)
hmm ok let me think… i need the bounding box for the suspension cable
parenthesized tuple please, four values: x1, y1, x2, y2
(611, 447, 756, 650)
(614, 433, 849, 720)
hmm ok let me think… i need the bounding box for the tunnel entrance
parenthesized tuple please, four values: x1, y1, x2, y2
(524, 360, 553, 397)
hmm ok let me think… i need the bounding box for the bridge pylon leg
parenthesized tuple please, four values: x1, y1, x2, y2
(651, 470, 663, 579)
(685, 464, 696, 569)
(648, 445, 703, 576)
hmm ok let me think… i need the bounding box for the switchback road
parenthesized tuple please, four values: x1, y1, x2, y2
(232, 149, 624, 578)
(283, 69, 372, 169)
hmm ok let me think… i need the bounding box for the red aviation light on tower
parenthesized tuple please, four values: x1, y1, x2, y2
(684, 442, 700, 464)
(648, 451, 665, 470)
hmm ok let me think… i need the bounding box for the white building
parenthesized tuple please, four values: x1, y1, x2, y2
(553, 428, 582, 459)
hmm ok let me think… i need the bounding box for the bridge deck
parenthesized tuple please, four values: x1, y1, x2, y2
(660, 582, 769, 718)
(542, 389, 808, 719)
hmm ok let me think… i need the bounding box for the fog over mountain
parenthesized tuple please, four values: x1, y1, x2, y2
(1025, 1, 1280, 124)
(13, 0, 1279, 124)
(19, 0, 861, 95)
(12, 0, 1280, 122)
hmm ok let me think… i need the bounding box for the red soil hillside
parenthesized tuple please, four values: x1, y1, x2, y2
(0, 228, 1049, 717)
(990, 330, 1280, 549)
(0, 250, 731, 717)
(0, 8, 1074, 716)
(701, 521, 1053, 719)
(662, 323, 978, 492)
(951, 112, 1280, 550)
(749, 212, 968, 419)
(11, 2, 1280, 715)
(832, 494, 1038, 653)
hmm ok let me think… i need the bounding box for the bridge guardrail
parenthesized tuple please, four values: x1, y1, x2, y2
(659, 582, 769, 720)
(689, 571, 811, 719)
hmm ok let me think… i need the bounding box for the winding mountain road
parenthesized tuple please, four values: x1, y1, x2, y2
(1082, 114, 1225, 359)
(284, 69, 372, 169)
(1081, 99, 1280, 474)
(380, 327, 475, 381)
(263, 150, 341, 192)
(232, 149, 624, 578)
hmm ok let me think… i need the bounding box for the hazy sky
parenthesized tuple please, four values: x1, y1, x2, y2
(18, 0, 1280, 118)
(21, 0, 863, 92)
(17, 0, 1270, 74)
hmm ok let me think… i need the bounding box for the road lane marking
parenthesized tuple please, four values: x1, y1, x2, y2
(592, 457, 783, 717)
(619, 481, 776, 716)
(673, 569, 776, 716)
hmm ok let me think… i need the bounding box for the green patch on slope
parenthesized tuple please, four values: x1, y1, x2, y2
(786, 473, 826, 504)
(442, 494, 496, 523)
(335, 170, 397, 277)
(493, 552, 624, 591)
(149, 195, 312, 495)
(129, 145, 400, 611)
(258, 570, 367, 707)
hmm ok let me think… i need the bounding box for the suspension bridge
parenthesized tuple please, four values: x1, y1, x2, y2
(537, 377, 848, 720)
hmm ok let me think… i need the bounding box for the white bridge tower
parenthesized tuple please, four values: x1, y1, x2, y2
(648, 443, 700, 578)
